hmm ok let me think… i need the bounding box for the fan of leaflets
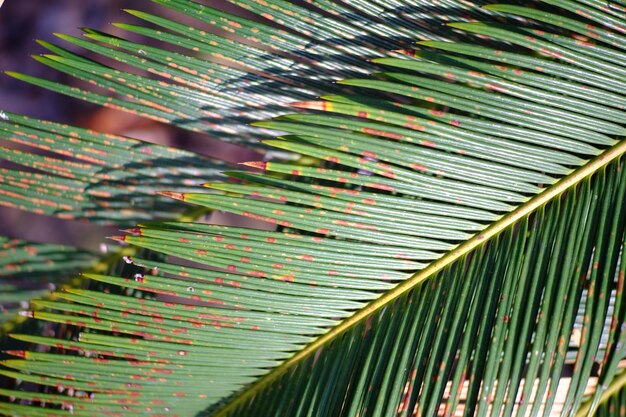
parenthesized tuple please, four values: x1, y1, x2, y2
(1, 1, 626, 417)
(0, 0, 503, 330)
(3, 0, 501, 145)
(0, 112, 228, 225)
(0, 0, 502, 300)
(0, 0, 504, 337)
(0, 0, 509, 343)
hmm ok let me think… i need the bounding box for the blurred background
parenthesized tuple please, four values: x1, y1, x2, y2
(0, 0, 263, 251)
(1, 1, 146, 123)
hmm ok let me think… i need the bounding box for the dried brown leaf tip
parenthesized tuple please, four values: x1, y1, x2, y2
(291, 101, 328, 110)
(159, 191, 186, 201)
(240, 161, 267, 170)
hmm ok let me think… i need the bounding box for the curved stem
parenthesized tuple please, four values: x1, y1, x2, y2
(576, 369, 626, 417)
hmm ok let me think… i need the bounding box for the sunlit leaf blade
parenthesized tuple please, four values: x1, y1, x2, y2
(1, 1, 626, 417)
(219, 155, 626, 417)
(4, 0, 501, 145)
(3, 154, 625, 416)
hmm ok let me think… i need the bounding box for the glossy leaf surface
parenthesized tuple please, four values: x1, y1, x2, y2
(1, 1, 626, 417)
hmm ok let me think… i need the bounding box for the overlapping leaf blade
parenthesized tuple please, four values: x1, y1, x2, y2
(0, 0, 507, 226)
(0, 112, 227, 224)
(4, 0, 501, 144)
(227, 158, 625, 416)
(1, 1, 626, 417)
(0, 237, 95, 327)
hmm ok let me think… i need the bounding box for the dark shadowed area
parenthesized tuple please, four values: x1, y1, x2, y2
(0, 0, 263, 250)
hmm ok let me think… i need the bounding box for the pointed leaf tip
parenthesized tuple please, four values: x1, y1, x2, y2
(202, 182, 224, 189)
(159, 191, 186, 201)
(108, 235, 128, 243)
(240, 161, 268, 170)
(291, 101, 328, 110)
(4, 351, 26, 358)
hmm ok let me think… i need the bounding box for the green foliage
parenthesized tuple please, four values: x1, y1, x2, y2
(0, 112, 227, 224)
(0, 0, 626, 416)
(0, 238, 95, 327)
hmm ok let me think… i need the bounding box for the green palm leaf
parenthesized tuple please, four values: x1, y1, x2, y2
(0, 112, 228, 224)
(588, 370, 626, 417)
(0, 0, 501, 334)
(0, 237, 96, 328)
(1, 1, 626, 416)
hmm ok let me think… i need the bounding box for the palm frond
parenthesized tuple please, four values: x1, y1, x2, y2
(216, 157, 624, 417)
(0, 112, 227, 224)
(4, 0, 502, 145)
(1, 1, 626, 417)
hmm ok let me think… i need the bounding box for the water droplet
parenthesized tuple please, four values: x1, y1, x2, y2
(138, 49, 147, 55)
(151, 266, 159, 275)
(99, 243, 108, 254)
(68, 388, 75, 397)
(164, 407, 170, 412)
(58, 385, 65, 393)
(186, 286, 195, 292)
(0, 110, 8, 121)
(177, 350, 187, 356)
(123, 256, 134, 264)
(134, 273, 145, 283)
